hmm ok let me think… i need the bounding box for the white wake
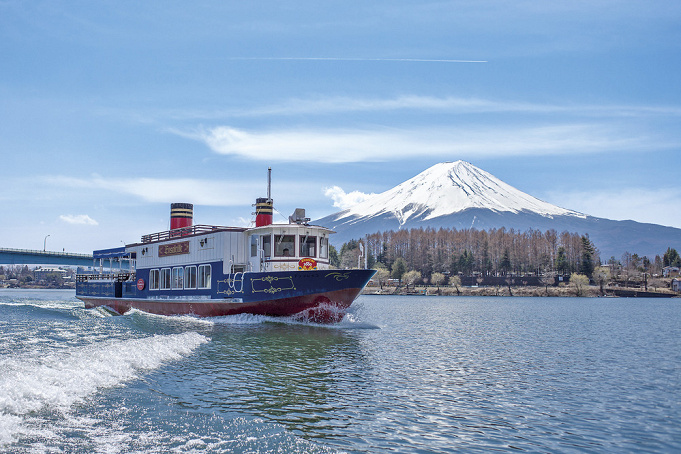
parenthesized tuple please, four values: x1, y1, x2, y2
(0, 332, 208, 446)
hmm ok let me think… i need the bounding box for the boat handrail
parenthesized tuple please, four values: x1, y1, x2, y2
(140, 225, 245, 243)
(76, 272, 135, 283)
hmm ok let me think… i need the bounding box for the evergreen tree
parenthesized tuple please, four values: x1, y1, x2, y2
(579, 235, 596, 278)
(329, 245, 340, 268)
(391, 257, 408, 284)
(458, 250, 474, 275)
(500, 249, 512, 275)
(663, 247, 681, 267)
(556, 247, 569, 274)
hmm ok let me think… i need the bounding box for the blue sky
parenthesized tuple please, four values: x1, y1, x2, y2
(1, 1, 680, 254)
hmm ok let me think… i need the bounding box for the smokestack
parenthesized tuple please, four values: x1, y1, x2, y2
(170, 203, 193, 230)
(255, 198, 273, 227)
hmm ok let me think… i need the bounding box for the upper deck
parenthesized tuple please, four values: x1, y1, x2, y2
(122, 220, 333, 274)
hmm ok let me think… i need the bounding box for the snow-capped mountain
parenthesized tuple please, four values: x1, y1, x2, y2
(316, 161, 681, 259)
(338, 161, 584, 224)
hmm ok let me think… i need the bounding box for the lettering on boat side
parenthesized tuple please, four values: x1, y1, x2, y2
(158, 241, 190, 257)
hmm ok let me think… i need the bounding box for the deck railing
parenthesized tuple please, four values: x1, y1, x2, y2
(140, 225, 244, 243)
(76, 272, 135, 282)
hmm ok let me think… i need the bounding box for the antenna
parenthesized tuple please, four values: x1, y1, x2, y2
(267, 167, 272, 201)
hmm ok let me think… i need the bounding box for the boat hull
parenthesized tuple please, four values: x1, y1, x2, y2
(78, 287, 360, 321)
(76, 269, 375, 323)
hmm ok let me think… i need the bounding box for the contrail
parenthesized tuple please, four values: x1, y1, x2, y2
(228, 57, 487, 63)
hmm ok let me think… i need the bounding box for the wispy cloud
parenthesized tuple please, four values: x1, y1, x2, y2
(59, 214, 99, 226)
(157, 95, 681, 120)
(185, 123, 659, 163)
(226, 57, 487, 63)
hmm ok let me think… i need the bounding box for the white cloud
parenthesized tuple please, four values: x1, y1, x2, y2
(59, 214, 99, 226)
(324, 186, 376, 210)
(545, 188, 681, 229)
(189, 123, 657, 163)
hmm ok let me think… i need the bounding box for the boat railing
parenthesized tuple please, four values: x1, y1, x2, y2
(141, 225, 241, 243)
(76, 272, 135, 283)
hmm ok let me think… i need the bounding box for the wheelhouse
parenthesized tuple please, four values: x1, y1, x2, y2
(247, 223, 333, 272)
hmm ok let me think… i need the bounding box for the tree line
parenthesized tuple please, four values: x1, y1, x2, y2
(333, 226, 681, 283)
(355, 227, 599, 278)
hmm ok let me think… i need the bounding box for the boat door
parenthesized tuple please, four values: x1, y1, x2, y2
(248, 234, 263, 272)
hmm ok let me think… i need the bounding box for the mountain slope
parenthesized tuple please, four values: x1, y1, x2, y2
(339, 161, 584, 224)
(316, 161, 681, 259)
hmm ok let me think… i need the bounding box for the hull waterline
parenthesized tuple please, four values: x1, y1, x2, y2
(77, 287, 363, 323)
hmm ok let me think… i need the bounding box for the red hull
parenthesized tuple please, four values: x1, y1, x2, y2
(77, 287, 362, 323)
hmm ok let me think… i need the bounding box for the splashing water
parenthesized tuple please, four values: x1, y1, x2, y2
(0, 332, 208, 446)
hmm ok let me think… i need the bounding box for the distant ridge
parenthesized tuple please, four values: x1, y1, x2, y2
(316, 161, 681, 259)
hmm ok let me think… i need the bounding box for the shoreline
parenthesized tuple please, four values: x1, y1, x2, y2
(363, 285, 679, 298)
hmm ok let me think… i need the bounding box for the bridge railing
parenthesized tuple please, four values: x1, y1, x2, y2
(0, 247, 93, 258)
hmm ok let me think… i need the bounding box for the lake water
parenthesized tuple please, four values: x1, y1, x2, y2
(1, 289, 679, 453)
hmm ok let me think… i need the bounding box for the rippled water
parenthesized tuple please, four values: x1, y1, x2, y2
(1, 289, 679, 453)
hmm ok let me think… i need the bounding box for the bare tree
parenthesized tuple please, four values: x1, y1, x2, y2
(570, 273, 590, 297)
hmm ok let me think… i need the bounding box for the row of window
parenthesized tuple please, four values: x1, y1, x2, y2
(149, 265, 211, 290)
(251, 235, 329, 259)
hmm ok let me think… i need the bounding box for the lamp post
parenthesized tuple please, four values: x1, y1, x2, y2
(44, 234, 50, 252)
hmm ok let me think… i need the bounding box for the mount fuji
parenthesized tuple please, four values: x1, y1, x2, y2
(316, 161, 681, 259)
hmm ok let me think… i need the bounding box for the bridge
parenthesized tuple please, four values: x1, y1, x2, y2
(0, 248, 94, 267)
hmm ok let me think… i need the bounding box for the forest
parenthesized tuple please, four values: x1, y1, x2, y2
(334, 226, 675, 283)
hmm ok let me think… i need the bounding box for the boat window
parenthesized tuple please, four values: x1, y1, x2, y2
(172, 267, 184, 290)
(320, 237, 329, 259)
(185, 266, 197, 289)
(261, 234, 271, 258)
(198, 264, 211, 289)
(274, 235, 295, 257)
(149, 269, 160, 290)
(160, 268, 171, 290)
(250, 235, 258, 257)
(299, 235, 317, 257)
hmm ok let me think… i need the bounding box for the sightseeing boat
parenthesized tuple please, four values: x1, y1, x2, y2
(75, 170, 375, 322)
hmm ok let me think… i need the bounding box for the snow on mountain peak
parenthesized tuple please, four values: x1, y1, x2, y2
(339, 161, 584, 224)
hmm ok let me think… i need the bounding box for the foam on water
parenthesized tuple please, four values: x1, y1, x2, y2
(127, 305, 378, 329)
(0, 299, 83, 311)
(0, 332, 209, 446)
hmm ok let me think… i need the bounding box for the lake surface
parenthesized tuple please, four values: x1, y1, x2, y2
(1, 289, 679, 453)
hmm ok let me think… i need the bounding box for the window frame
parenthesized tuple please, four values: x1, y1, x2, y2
(149, 269, 160, 290)
(274, 234, 296, 257)
(198, 264, 211, 289)
(185, 265, 197, 289)
(261, 234, 272, 258)
(172, 267, 184, 290)
(320, 237, 329, 259)
(299, 235, 317, 258)
(160, 268, 171, 290)
(250, 235, 258, 257)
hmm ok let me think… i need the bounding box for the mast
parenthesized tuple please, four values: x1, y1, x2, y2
(267, 167, 272, 201)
